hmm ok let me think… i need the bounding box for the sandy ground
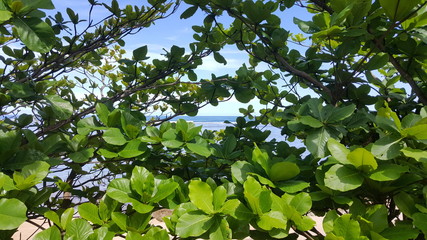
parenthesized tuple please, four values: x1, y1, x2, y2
(12, 211, 324, 240)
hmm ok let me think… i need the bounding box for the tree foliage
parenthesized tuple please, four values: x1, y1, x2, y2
(1, 0, 427, 239)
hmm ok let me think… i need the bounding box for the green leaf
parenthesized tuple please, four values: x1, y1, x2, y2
(214, 52, 227, 64)
(78, 203, 103, 225)
(88, 226, 115, 240)
(180, 6, 198, 19)
(347, 148, 378, 172)
(118, 139, 146, 158)
(324, 165, 364, 191)
(0, 10, 12, 23)
(44, 211, 61, 228)
(22, 0, 55, 9)
(231, 161, 256, 184)
(95, 103, 110, 125)
(149, 179, 179, 203)
(107, 178, 132, 203)
(365, 54, 389, 70)
(186, 142, 211, 157)
(393, 192, 417, 217)
(133, 45, 148, 61)
(13, 17, 55, 53)
(371, 135, 403, 160)
(33, 226, 61, 240)
(276, 180, 310, 193)
(65, 218, 94, 240)
(329, 104, 356, 122)
(130, 166, 154, 201)
(257, 211, 288, 231)
(412, 213, 427, 235)
(140, 227, 169, 240)
(404, 124, 427, 140)
(252, 145, 270, 173)
(234, 87, 254, 103)
(306, 128, 331, 158)
(213, 186, 227, 210)
(287, 192, 312, 215)
(103, 128, 127, 146)
(368, 164, 409, 181)
(189, 180, 214, 214)
(61, 208, 74, 230)
(244, 176, 270, 215)
(332, 214, 361, 240)
(299, 115, 323, 128)
(268, 162, 300, 181)
(401, 147, 427, 162)
(0, 198, 27, 230)
(221, 199, 253, 220)
(0, 173, 16, 191)
(69, 148, 94, 163)
(175, 211, 214, 238)
(209, 217, 232, 240)
(379, 0, 421, 21)
(381, 225, 420, 240)
(327, 138, 351, 165)
(45, 95, 73, 120)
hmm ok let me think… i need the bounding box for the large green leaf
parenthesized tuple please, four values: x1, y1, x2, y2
(103, 128, 127, 146)
(33, 226, 61, 240)
(13, 17, 55, 53)
(78, 203, 103, 225)
(306, 128, 332, 158)
(149, 179, 178, 203)
(189, 180, 214, 214)
(328, 104, 356, 122)
(209, 217, 232, 240)
(401, 147, 427, 162)
(371, 135, 402, 160)
(0, 198, 27, 230)
(65, 218, 94, 240)
(379, 0, 422, 21)
(186, 142, 211, 157)
(332, 214, 361, 240)
(221, 199, 253, 220)
(412, 213, 427, 235)
(130, 166, 154, 201)
(70, 148, 94, 163)
(243, 176, 270, 215)
(45, 95, 73, 120)
(299, 115, 323, 128)
(0, 10, 12, 23)
(257, 211, 288, 231)
(118, 139, 146, 158)
(107, 178, 132, 203)
(404, 124, 427, 140)
(368, 164, 409, 181)
(252, 145, 270, 173)
(347, 148, 378, 173)
(324, 165, 364, 191)
(175, 211, 214, 238)
(213, 186, 227, 211)
(231, 161, 256, 184)
(268, 161, 300, 181)
(327, 138, 351, 165)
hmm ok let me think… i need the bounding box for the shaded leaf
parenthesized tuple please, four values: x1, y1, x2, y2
(0, 198, 27, 230)
(324, 165, 363, 191)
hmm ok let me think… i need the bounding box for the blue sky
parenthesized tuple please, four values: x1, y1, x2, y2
(50, 0, 311, 116)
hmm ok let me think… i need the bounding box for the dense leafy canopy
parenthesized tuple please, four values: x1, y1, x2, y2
(1, 0, 427, 239)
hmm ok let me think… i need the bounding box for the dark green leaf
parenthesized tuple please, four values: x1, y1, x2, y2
(133, 46, 148, 61)
(45, 95, 73, 120)
(13, 16, 55, 53)
(180, 6, 198, 19)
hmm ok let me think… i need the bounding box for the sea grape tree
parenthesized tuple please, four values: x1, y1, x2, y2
(0, 0, 427, 239)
